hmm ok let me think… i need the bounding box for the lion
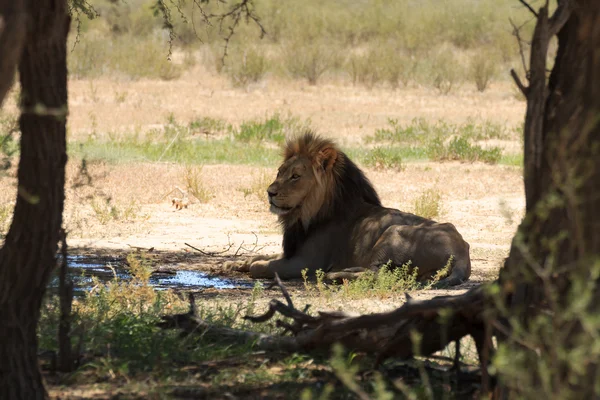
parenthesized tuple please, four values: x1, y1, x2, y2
(228, 131, 471, 287)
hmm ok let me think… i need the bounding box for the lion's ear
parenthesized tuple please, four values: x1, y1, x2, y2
(317, 147, 338, 171)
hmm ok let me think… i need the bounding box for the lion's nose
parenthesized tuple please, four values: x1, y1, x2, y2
(267, 188, 277, 198)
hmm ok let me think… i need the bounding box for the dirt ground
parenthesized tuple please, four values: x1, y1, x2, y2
(1, 66, 526, 313)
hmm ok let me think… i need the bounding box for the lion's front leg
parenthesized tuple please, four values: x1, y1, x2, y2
(248, 257, 316, 280)
(224, 254, 280, 273)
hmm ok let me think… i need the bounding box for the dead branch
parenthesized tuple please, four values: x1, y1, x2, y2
(201, 0, 267, 65)
(184, 236, 234, 256)
(517, 0, 538, 17)
(510, 69, 529, 96)
(160, 278, 490, 367)
(234, 232, 265, 256)
(509, 18, 531, 81)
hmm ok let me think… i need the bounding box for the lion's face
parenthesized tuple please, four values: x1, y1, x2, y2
(266, 155, 319, 216)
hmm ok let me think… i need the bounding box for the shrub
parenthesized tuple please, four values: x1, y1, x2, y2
(184, 165, 211, 203)
(347, 51, 381, 89)
(188, 116, 227, 136)
(428, 136, 502, 163)
(414, 189, 443, 219)
(233, 113, 310, 144)
(336, 261, 421, 298)
(224, 45, 269, 88)
(69, 32, 183, 80)
(363, 147, 404, 171)
(282, 39, 340, 85)
(430, 49, 462, 94)
(469, 50, 498, 92)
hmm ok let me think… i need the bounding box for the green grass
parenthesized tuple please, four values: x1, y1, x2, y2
(70, 113, 313, 166)
(234, 112, 310, 144)
(360, 147, 405, 171)
(69, 116, 523, 167)
(428, 136, 503, 164)
(39, 249, 477, 397)
(367, 118, 517, 144)
(500, 153, 524, 167)
(362, 118, 521, 165)
(70, 138, 280, 166)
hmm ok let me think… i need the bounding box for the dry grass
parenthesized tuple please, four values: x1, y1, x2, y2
(183, 165, 212, 203)
(413, 188, 444, 220)
(1, 73, 524, 146)
(240, 170, 272, 202)
(0, 60, 526, 311)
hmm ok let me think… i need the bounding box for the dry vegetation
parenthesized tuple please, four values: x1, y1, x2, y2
(0, 0, 536, 397)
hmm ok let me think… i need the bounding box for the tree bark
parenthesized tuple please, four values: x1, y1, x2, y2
(0, 0, 69, 398)
(0, 0, 26, 107)
(497, 1, 600, 397)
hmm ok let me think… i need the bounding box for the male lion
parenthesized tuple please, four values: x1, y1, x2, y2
(229, 132, 471, 287)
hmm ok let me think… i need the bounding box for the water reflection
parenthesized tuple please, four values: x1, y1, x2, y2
(47, 255, 251, 294)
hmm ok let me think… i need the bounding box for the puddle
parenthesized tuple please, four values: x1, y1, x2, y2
(47, 255, 252, 294)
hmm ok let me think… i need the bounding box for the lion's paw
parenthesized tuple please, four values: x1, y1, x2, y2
(223, 260, 250, 273)
(248, 261, 273, 279)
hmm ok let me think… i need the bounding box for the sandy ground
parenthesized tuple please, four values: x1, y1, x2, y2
(0, 67, 526, 313)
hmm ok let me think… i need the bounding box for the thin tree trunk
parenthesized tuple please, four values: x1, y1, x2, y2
(0, 0, 26, 106)
(0, 0, 69, 397)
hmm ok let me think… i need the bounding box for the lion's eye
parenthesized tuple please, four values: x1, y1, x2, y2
(291, 174, 300, 180)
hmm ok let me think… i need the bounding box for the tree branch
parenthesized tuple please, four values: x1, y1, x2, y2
(548, 0, 573, 37)
(511, 69, 529, 96)
(161, 283, 490, 366)
(518, 0, 538, 17)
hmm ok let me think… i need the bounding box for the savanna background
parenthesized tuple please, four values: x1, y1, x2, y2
(0, 0, 540, 398)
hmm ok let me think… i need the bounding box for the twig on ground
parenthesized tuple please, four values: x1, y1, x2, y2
(185, 235, 235, 256)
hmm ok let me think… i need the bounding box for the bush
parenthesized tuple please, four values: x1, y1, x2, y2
(430, 49, 462, 94)
(363, 147, 404, 171)
(470, 51, 498, 92)
(347, 51, 382, 89)
(414, 189, 443, 219)
(224, 45, 269, 88)
(233, 113, 310, 144)
(428, 136, 502, 163)
(69, 32, 183, 80)
(346, 44, 416, 90)
(183, 165, 211, 203)
(282, 39, 340, 85)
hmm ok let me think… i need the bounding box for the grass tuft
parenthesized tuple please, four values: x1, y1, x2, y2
(414, 189, 443, 219)
(363, 147, 404, 171)
(233, 112, 310, 144)
(428, 136, 502, 164)
(183, 165, 211, 203)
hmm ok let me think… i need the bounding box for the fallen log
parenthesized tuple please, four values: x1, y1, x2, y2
(158, 274, 491, 367)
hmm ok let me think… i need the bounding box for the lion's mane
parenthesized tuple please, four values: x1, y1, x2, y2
(280, 132, 381, 258)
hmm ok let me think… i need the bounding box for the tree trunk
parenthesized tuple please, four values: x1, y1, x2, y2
(496, 0, 600, 397)
(0, 0, 69, 397)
